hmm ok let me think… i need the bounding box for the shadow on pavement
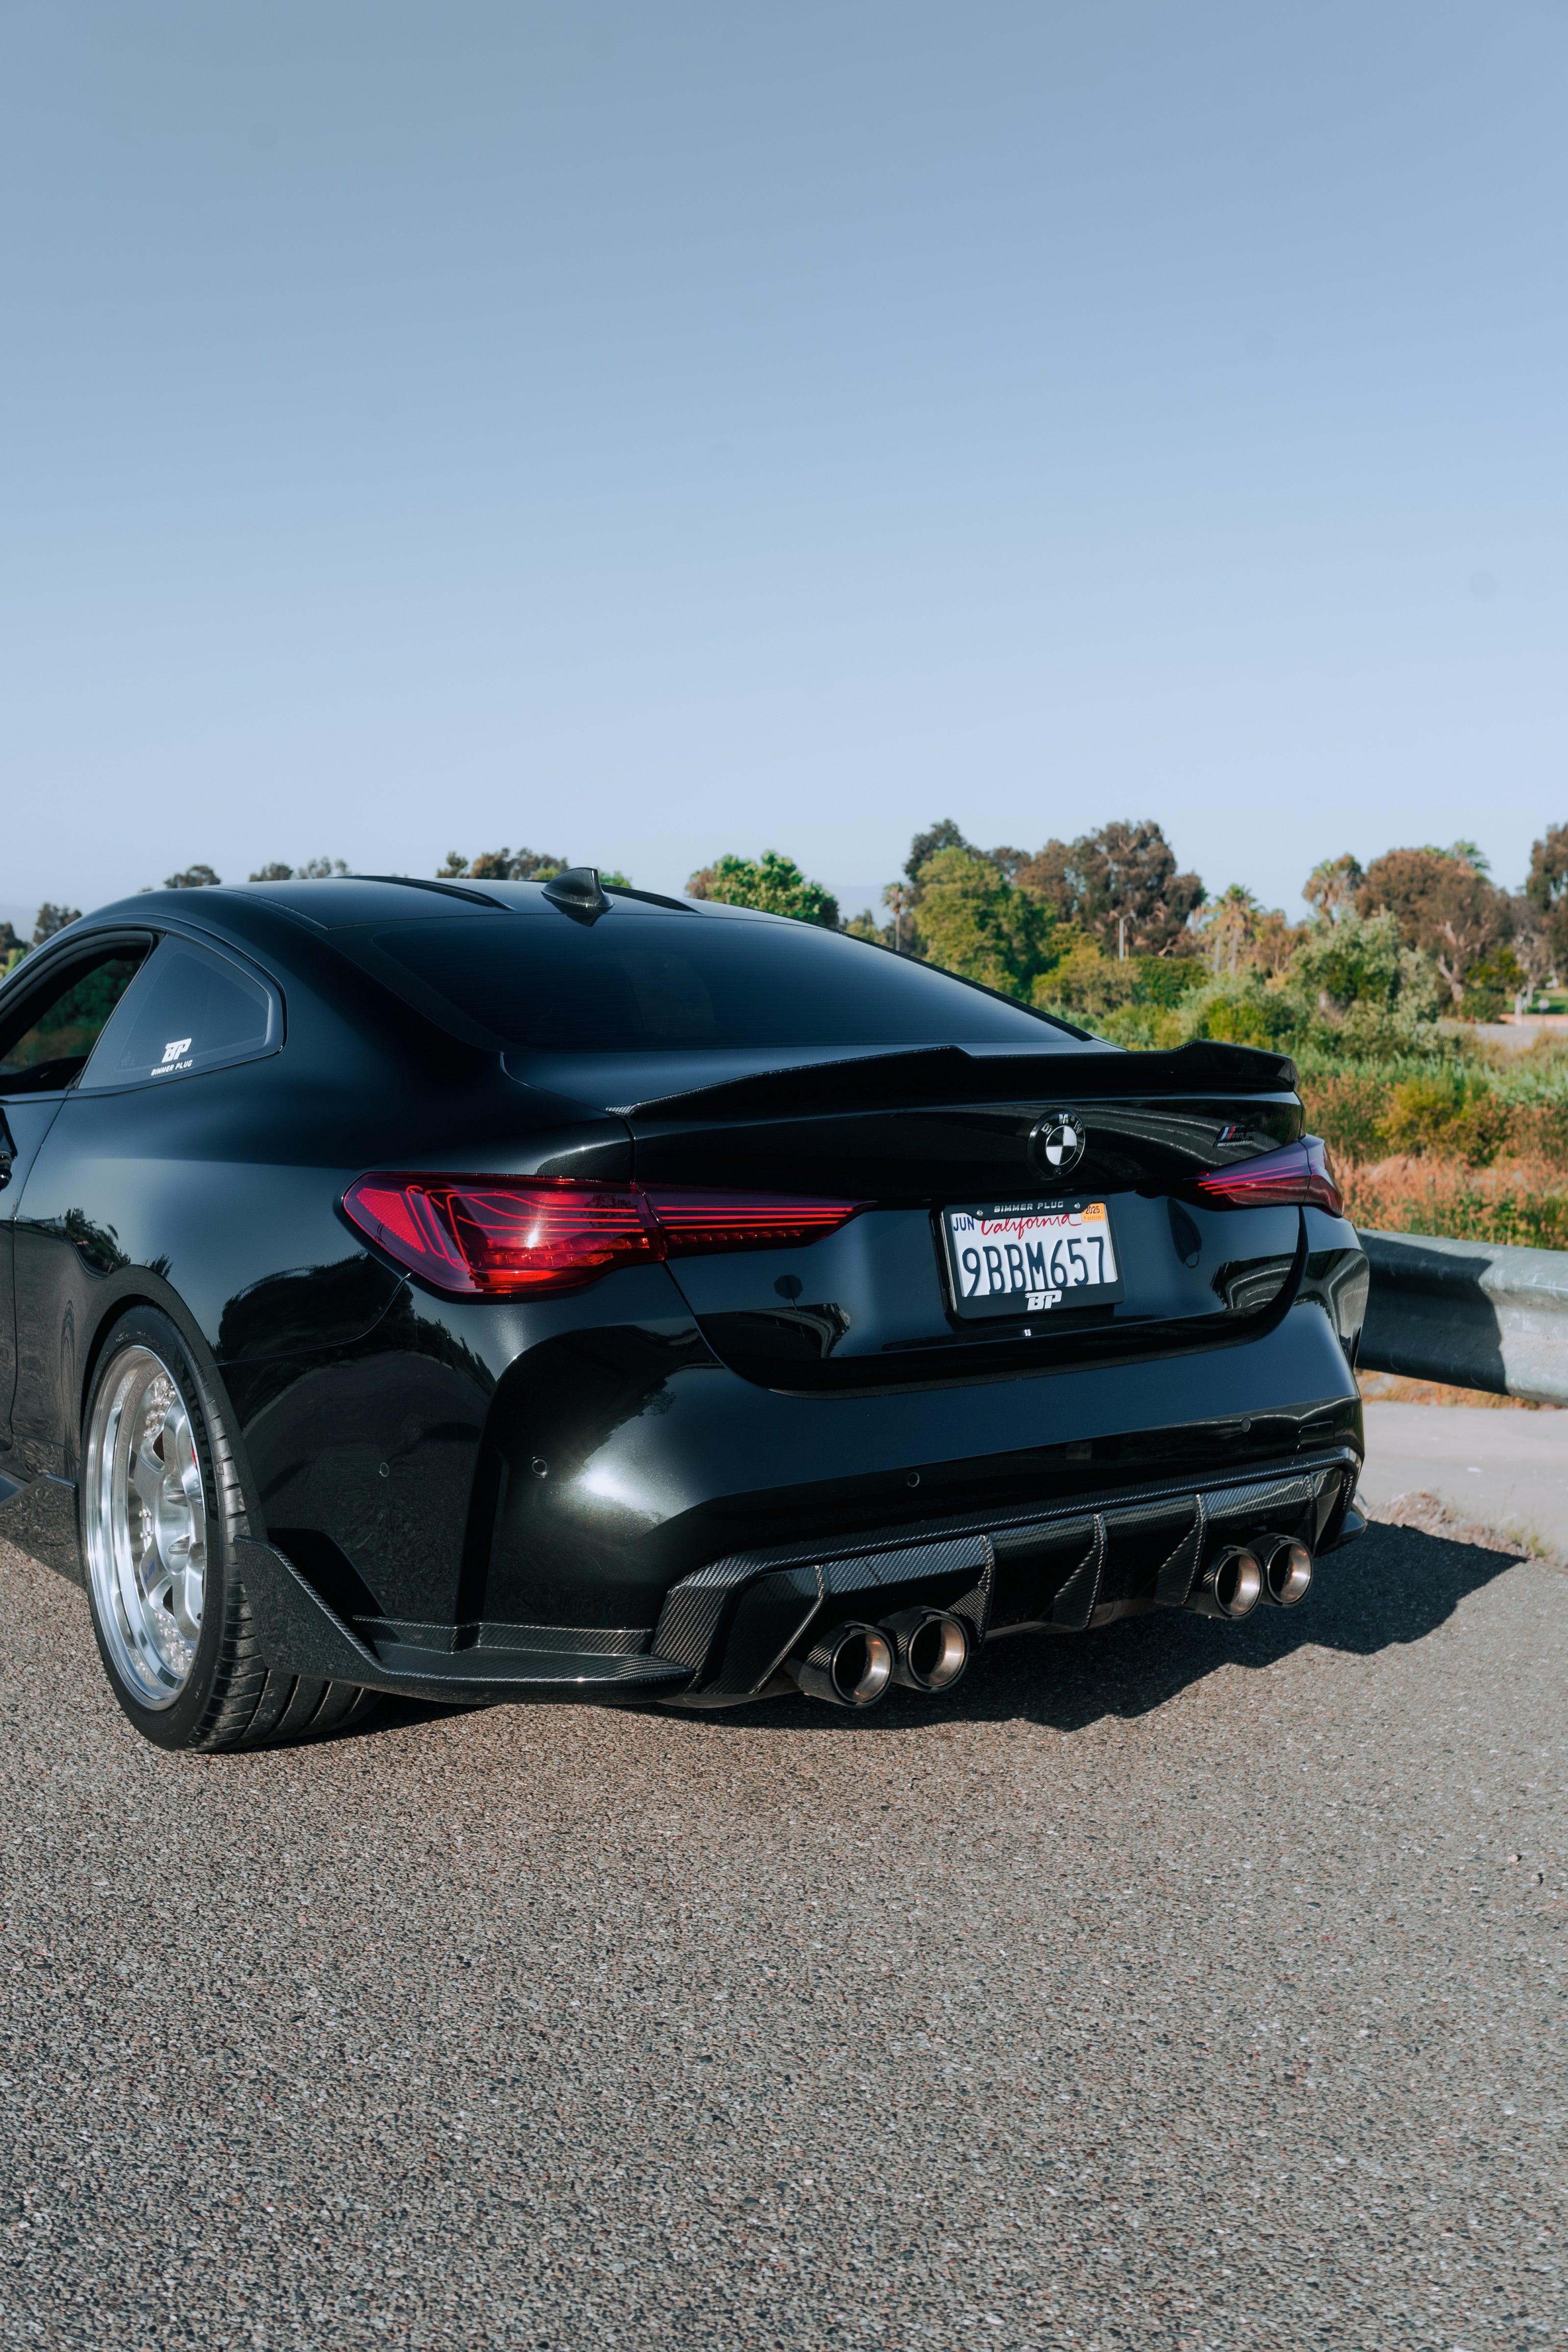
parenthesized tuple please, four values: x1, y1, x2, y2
(659, 1519, 1538, 1739)
(313, 1519, 1541, 1748)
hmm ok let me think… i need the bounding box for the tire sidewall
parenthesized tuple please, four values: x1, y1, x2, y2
(80, 1305, 244, 1751)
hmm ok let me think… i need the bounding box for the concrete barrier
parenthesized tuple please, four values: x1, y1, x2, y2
(1358, 1229, 1568, 1405)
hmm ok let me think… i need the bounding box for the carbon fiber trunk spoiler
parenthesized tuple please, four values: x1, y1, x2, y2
(604, 1038, 1297, 1121)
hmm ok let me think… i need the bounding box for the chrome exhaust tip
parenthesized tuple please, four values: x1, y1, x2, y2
(882, 1606, 971, 1693)
(1188, 1545, 1263, 1620)
(790, 1621, 895, 1708)
(1261, 1539, 1313, 1606)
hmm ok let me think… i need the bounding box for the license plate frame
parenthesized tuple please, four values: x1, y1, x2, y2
(941, 1198, 1125, 1322)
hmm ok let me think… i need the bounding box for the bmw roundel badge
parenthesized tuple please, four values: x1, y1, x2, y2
(1030, 1112, 1087, 1180)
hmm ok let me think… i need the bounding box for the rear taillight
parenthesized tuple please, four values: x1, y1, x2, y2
(643, 1191, 864, 1255)
(1190, 1135, 1344, 1217)
(342, 1176, 868, 1297)
(342, 1178, 657, 1296)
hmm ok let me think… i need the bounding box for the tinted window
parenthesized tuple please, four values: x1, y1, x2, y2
(0, 950, 148, 1095)
(80, 938, 279, 1088)
(372, 913, 1062, 1051)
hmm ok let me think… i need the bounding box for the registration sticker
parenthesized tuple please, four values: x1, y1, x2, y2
(942, 1198, 1123, 1321)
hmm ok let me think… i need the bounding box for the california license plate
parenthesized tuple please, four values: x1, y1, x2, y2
(943, 1199, 1124, 1321)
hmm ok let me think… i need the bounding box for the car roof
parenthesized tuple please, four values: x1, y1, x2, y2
(78, 876, 769, 934)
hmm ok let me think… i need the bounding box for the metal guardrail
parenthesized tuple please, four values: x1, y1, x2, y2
(1358, 1229, 1568, 1406)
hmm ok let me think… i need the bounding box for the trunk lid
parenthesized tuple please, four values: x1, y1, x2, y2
(514, 1039, 1309, 1389)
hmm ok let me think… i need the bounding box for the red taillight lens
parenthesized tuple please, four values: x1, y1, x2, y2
(1191, 1135, 1344, 1217)
(644, 1191, 865, 1256)
(343, 1178, 657, 1296)
(342, 1176, 867, 1297)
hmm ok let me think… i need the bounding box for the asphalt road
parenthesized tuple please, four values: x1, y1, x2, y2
(2, 1519, 1565, 2351)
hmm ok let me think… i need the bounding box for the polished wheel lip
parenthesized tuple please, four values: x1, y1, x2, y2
(84, 1344, 209, 1711)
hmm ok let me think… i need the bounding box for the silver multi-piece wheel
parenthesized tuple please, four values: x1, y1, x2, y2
(83, 1343, 210, 1709)
(78, 1305, 373, 1749)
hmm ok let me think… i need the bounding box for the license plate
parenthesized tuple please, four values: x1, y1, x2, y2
(942, 1198, 1124, 1321)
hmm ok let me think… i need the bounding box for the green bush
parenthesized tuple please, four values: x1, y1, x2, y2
(1031, 933, 1206, 1034)
(1294, 1044, 1568, 1173)
(1092, 1002, 1185, 1050)
(1176, 976, 1299, 1050)
(1382, 1077, 1512, 1166)
(1296, 1071, 1391, 1163)
(1129, 955, 1204, 1009)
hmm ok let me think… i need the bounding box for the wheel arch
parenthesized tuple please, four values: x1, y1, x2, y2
(75, 1279, 264, 1536)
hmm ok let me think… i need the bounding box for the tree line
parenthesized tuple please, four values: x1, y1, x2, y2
(8, 826, 1568, 1051)
(426, 820, 1568, 1049)
(674, 819, 1568, 1054)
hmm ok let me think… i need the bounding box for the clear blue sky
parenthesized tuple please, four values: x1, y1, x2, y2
(3, 0, 1565, 929)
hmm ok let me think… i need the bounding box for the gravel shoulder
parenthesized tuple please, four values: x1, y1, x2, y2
(2, 1522, 1565, 2350)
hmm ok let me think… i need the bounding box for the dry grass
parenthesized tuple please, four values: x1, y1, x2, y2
(1357, 1371, 1556, 1413)
(1299, 1064, 1568, 1170)
(1337, 1151, 1568, 1250)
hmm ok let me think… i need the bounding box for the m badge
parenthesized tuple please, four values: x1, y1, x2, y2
(1029, 1113, 1087, 1181)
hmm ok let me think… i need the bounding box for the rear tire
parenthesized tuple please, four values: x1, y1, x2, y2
(80, 1306, 378, 1751)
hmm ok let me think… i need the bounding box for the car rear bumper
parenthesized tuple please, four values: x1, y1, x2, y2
(238, 1439, 1362, 1708)
(227, 1230, 1364, 1696)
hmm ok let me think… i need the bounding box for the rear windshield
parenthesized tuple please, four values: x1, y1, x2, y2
(371, 912, 1063, 1052)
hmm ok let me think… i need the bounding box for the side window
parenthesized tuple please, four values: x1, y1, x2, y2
(0, 949, 150, 1096)
(79, 937, 281, 1090)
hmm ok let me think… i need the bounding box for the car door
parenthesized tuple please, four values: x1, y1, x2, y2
(0, 933, 152, 1472)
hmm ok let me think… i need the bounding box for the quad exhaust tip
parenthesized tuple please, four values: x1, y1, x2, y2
(1189, 1545, 1264, 1620)
(1188, 1538, 1315, 1619)
(793, 1538, 1309, 1698)
(1262, 1538, 1313, 1606)
(791, 1621, 895, 1708)
(882, 1606, 971, 1693)
(790, 1607, 972, 1706)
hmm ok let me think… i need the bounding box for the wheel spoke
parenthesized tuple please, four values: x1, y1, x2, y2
(130, 1439, 165, 1515)
(178, 1566, 203, 1641)
(164, 1541, 203, 1640)
(165, 1405, 207, 1533)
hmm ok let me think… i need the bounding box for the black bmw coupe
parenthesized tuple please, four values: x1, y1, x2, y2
(0, 869, 1368, 1749)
